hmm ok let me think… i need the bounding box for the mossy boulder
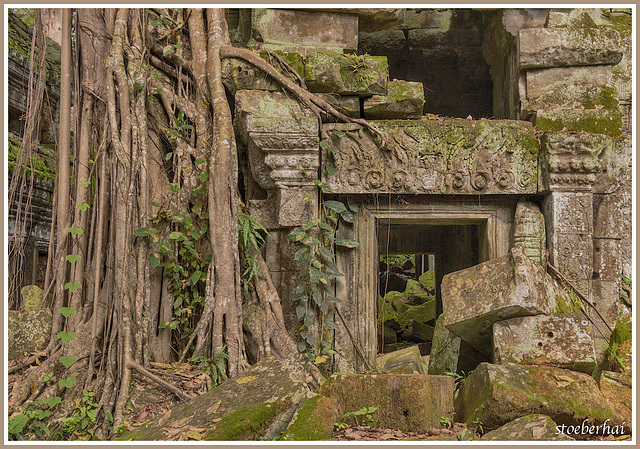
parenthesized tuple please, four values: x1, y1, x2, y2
(455, 362, 616, 432)
(428, 314, 461, 375)
(21, 285, 44, 311)
(117, 357, 320, 441)
(281, 394, 341, 440)
(480, 414, 575, 441)
(535, 109, 624, 137)
(603, 312, 632, 373)
(598, 371, 632, 432)
(418, 270, 436, 292)
(318, 372, 454, 432)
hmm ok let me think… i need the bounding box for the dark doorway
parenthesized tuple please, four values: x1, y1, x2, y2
(376, 223, 480, 354)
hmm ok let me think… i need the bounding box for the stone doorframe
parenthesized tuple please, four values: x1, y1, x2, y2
(333, 199, 514, 372)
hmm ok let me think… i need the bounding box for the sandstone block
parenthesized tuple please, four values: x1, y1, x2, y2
(519, 27, 623, 68)
(455, 362, 615, 432)
(363, 80, 424, 119)
(250, 9, 358, 53)
(315, 94, 360, 119)
(480, 414, 575, 441)
(493, 314, 597, 374)
(401, 320, 434, 343)
(318, 372, 454, 432)
(534, 109, 624, 138)
(358, 28, 406, 55)
(8, 308, 52, 360)
(376, 345, 427, 374)
(442, 246, 563, 356)
(401, 9, 453, 30)
(513, 199, 546, 267)
(303, 51, 388, 97)
(526, 66, 613, 101)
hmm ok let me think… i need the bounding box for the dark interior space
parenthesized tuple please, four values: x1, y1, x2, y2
(358, 9, 495, 119)
(376, 223, 480, 355)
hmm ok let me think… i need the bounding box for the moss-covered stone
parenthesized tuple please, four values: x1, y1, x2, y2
(304, 51, 388, 96)
(376, 345, 428, 374)
(204, 396, 291, 440)
(318, 372, 454, 432)
(455, 362, 616, 432)
(281, 394, 340, 440)
(8, 308, 52, 360)
(363, 80, 425, 119)
(418, 271, 435, 292)
(21, 285, 44, 311)
(8, 132, 57, 181)
(535, 109, 624, 137)
(480, 414, 575, 441)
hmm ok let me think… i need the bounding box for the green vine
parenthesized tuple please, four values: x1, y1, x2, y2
(288, 134, 359, 363)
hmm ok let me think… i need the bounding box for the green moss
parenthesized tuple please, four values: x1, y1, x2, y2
(204, 398, 288, 441)
(536, 112, 623, 137)
(599, 86, 619, 110)
(8, 133, 57, 181)
(553, 290, 581, 315)
(281, 395, 337, 440)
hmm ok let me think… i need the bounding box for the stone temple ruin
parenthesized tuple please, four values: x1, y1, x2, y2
(8, 7, 633, 438)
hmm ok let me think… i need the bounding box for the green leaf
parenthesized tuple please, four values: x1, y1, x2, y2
(622, 275, 632, 286)
(169, 183, 180, 193)
(164, 152, 173, 161)
(297, 340, 307, 353)
(190, 270, 203, 286)
(310, 267, 328, 285)
(340, 210, 355, 223)
(333, 130, 345, 138)
(8, 415, 28, 434)
(324, 260, 344, 277)
(64, 282, 82, 293)
(324, 319, 339, 330)
(80, 181, 91, 187)
(326, 163, 337, 176)
(56, 331, 76, 344)
(326, 295, 342, 303)
(67, 227, 84, 236)
(194, 158, 206, 166)
(315, 179, 331, 190)
(133, 81, 144, 91)
(38, 396, 61, 408)
(335, 238, 360, 249)
(301, 235, 320, 247)
(150, 253, 162, 268)
(318, 221, 334, 232)
(134, 227, 157, 237)
(58, 307, 77, 318)
(65, 254, 81, 264)
(58, 376, 76, 389)
(75, 203, 90, 212)
(296, 305, 307, 320)
(316, 246, 335, 260)
(169, 231, 185, 240)
(287, 230, 307, 243)
(158, 321, 168, 329)
(302, 221, 314, 231)
(152, 72, 163, 80)
(319, 141, 329, 150)
(347, 198, 360, 212)
(323, 200, 347, 214)
(312, 290, 328, 314)
(59, 355, 77, 368)
(198, 172, 209, 182)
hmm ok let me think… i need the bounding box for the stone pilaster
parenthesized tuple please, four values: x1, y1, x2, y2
(541, 132, 600, 301)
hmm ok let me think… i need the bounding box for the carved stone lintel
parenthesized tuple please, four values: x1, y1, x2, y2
(321, 118, 539, 195)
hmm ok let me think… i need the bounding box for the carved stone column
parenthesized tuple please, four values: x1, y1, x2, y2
(234, 90, 319, 228)
(540, 132, 601, 301)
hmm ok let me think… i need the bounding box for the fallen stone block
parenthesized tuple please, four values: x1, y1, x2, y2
(519, 27, 623, 69)
(117, 357, 321, 441)
(21, 284, 44, 310)
(281, 394, 341, 440)
(363, 80, 424, 119)
(493, 314, 597, 374)
(428, 314, 460, 375)
(8, 308, 52, 360)
(318, 372, 454, 432)
(480, 414, 575, 441)
(598, 371, 632, 432)
(442, 246, 564, 356)
(455, 362, 615, 432)
(316, 93, 360, 119)
(376, 345, 426, 374)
